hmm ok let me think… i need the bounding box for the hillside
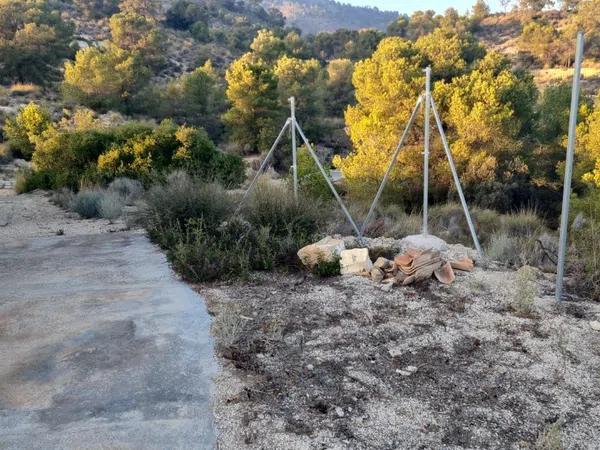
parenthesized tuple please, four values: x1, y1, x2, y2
(262, 0, 398, 34)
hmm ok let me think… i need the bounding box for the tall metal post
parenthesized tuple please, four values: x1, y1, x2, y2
(289, 97, 299, 202)
(423, 66, 432, 235)
(556, 31, 585, 302)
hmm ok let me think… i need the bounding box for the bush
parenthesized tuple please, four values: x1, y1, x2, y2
(107, 177, 143, 204)
(4, 102, 51, 159)
(98, 191, 125, 221)
(70, 189, 104, 218)
(243, 178, 325, 240)
(140, 176, 326, 281)
(142, 171, 234, 239)
(14, 167, 55, 193)
(295, 146, 331, 200)
(571, 190, 600, 300)
(51, 187, 74, 208)
(513, 266, 538, 317)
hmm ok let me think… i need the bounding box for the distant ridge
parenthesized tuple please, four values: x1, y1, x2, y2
(262, 0, 398, 34)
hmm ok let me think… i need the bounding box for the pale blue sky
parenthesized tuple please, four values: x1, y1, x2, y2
(342, 0, 505, 15)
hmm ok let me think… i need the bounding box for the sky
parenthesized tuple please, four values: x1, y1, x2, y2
(342, 0, 505, 15)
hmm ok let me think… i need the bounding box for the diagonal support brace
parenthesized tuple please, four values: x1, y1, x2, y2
(430, 97, 483, 258)
(360, 95, 424, 237)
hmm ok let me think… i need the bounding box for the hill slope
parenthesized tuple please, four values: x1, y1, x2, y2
(262, 0, 398, 34)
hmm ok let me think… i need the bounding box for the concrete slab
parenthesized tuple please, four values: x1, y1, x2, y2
(0, 232, 217, 449)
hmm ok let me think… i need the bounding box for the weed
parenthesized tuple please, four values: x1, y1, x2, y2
(536, 418, 563, 450)
(0, 144, 12, 164)
(513, 266, 538, 316)
(312, 255, 341, 277)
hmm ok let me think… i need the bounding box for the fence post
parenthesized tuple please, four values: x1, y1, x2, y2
(289, 97, 299, 202)
(423, 66, 431, 235)
(556, 31, 585, 302)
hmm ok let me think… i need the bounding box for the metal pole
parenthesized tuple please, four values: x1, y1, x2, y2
(430, 97, 483, 258)
(236, 119, 291, 213)
(360, 95, 423, 237)
(289, 97, 299, 202)
(294, 121, 362, 238)
(556, 31, 585, 302)
(423, 66, 431, 235)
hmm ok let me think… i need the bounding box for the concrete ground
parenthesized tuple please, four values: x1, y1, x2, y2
(0, 232, 217, 449)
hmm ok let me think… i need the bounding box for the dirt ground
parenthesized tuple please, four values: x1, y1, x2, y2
(200, 267, 600, 450)
(0, 161, 127, 240)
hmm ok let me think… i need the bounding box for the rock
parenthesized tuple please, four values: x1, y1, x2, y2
(450, 257, 474, 272)
(400, 234, 449, 253)
(306, 364, 314, 371)
(297, 236, 345, 270)
(335, 406, 344, 417)
(374, 257, 393, 270)
(340, 248, 373, 275)
(397, 365, 418, 377)
(434, 262, 456, 284)
(590, 321, 600, 332)
(380, 281, 394, 292)
(370, 267, 384, 282)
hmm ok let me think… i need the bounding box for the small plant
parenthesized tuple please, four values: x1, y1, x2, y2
(107, 177, 143, 205)
(536, 418, 563, 450)
(513, 265, 538, 316)
(312, 254, 341, 277)
(70, 189, 104, 218)
(98, 191, 125, 221)
(51, 187, 74, 209)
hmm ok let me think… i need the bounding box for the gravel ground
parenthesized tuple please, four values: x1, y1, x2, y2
(200, 268, 600, 449)
(0, 163, 127, 241)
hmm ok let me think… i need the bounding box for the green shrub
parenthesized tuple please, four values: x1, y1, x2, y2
(51, 187, 74, 208)
(108, 177, 143, 204)
(243, 179, 325, 239)
(295, 146, 331, 200)
(140, 176, 325, 281)
(312, 255, 341, 277)
(500, 208, 544, 238)
(4, 102, 51, 159)
(571, 190, 600, 300)
(142, 171, 234, 239)
(98, 191, 125, 221)
(70, 189, 104, 218)
(513, 265, 538, 316)
(14, 167, 55, 193)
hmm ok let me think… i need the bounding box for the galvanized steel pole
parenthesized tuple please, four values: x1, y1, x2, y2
(289, 97, 299, 202)
(556, 31, 585, 302)
(423, 66, 432, 235)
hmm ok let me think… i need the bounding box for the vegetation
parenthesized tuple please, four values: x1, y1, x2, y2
(0, 0, 74, 84)
(139, 173, 328, 281)
(1, 0, 600, 298)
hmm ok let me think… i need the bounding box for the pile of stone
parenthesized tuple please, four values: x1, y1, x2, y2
(298, 235, 474, 286)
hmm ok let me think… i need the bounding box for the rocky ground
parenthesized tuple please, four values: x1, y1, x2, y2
(200, 267, 600, 449)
